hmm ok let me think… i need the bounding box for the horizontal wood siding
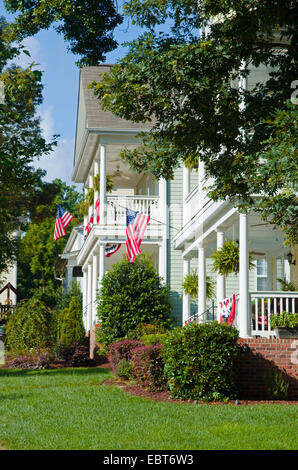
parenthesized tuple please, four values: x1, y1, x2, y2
(167, 168, 184, 326)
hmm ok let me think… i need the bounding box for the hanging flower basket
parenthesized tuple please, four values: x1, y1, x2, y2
(182, 270, 215, 301)
(210, 240, 254, 276)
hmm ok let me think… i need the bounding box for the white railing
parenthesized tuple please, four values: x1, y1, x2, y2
(249, 291, 298, 337)
(107, 195, 159, 225)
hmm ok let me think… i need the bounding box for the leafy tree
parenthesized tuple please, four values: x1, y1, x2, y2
(97, 254, 173, 348)
(17, 179, 83, 302)
(4, 0, 123, 66)
(58, 295, 85, 346)
(5, 298, 57, 353)
(90, 0, 298, 244)
(0, 17, 57, 275)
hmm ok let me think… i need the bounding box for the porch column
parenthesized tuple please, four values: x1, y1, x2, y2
(82, 265, 88, 330)
(83, 186, 88, 233)
(239, 213, 251, 337)
(198, 244, 206, 321)
(183, 258, 190, 325)
(158, 178, 167, 284)
(93, 160, 99, 224)
(88, 174, 93, 222)
(100, 144, 107, 225)
(216, 229, 226, 321)
(87, 261, 93, 331)
(99, 244, 105, 289)
(183, 165, 190, 225)
(92, 248, 99, 327)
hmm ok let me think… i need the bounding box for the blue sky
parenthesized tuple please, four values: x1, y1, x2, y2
(0, 1, 147, 190)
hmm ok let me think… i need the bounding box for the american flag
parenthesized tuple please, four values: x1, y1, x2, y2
(54, 205, 74, 240)
(95, 198, 100, 224)
(85, 213, 93, 236)
(126, 208, 150, 263)
(219, 294, 236, 325)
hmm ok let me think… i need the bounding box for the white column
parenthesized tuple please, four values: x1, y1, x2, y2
(100, 144, 106, 225)
(99, 244, 105, 289)
(183, 259, 190, 325)
(94, 160, 99, 224)
(84, 186, 88, 232)
(183, 165, 190, 225)
(216, 230, 226, 321)
(92, 250, 99, 327)
(88, 174, 93, 222)
(158, 178, 167, 283)
(87, 261, 93, 331)
(239, 213, 251, 337)
(198, 244, 206, 321)
(82, 265, 88, 330)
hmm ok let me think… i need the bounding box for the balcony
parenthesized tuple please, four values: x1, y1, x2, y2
(107, 195, 160, 225)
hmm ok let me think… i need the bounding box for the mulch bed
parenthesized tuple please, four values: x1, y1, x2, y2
(102, 376, 298, 406)
(2, 356, 297, 405)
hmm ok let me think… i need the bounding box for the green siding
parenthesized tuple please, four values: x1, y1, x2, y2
(167, 168, 184, 326)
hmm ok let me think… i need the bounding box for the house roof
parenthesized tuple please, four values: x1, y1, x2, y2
(79, 65, 150, 131)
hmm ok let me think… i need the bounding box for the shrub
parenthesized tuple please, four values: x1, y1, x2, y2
(131, 344, 167, 391)
(162, 322, 239, 401)
(116, 359, 134, 380)
(56, 341, 90, 366)
(6, 298, 56, 354)
(58, 295, 85, 346)
(9, 349, 51, 370)
(96, 255, 172, 348)
(139, 333, 168, 346)
(270, 312, 298, 328)
(109, 339, 143, 374)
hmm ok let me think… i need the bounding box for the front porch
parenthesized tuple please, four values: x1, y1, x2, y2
(174, 178, 297, 338)
(184, 290, 298, 338)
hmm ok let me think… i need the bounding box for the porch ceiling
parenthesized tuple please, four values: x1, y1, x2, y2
(183, 210, 288, 260)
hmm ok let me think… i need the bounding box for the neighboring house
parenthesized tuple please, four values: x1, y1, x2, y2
(0, 262, 17, 306)
(174, 61, 298, 338)
(64, 64, 297, 341)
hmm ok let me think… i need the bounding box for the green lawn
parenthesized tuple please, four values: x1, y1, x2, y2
(0, 367, 297, 450)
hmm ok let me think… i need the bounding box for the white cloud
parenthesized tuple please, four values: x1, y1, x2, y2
(8, 37, 45, 70)
(35, 106, 81, 189)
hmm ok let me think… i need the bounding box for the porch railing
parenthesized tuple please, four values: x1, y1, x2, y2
(107, 195, 159, 225)
(250, 291, 298, 337)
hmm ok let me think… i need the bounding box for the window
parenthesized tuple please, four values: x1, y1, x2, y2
(256, 259, 268, 291)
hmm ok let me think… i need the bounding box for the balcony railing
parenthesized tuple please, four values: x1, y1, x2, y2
(106, 195, 160, 225)
(250, 291, 298, 337)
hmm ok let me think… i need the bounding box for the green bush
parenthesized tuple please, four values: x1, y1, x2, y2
(96, 255, 172, 348)
(58, 296, 85, 346)
(270, 312, 298, 328)
(162, 322, 239, 401)
(140, 333, 168, 346)
(6, 298, 56, 354)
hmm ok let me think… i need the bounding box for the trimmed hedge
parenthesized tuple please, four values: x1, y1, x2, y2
(162, 322, 239, 401)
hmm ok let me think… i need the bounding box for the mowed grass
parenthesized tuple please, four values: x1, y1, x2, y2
(0, 367, 297, 450)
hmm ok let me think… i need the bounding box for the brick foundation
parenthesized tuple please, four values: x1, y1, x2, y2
(234, 338, 298, 400)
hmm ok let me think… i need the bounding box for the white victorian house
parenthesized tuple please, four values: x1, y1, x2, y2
(67, 66, 175, 339)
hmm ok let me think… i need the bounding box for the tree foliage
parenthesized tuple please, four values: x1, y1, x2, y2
(17, 179, 82, 302)
(0, 16, 57, 275)
(4, 0, 123, 66)
(90, 0, 298, 244)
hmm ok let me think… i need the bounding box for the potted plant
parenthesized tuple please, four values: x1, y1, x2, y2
(270, 312, 298, 338)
